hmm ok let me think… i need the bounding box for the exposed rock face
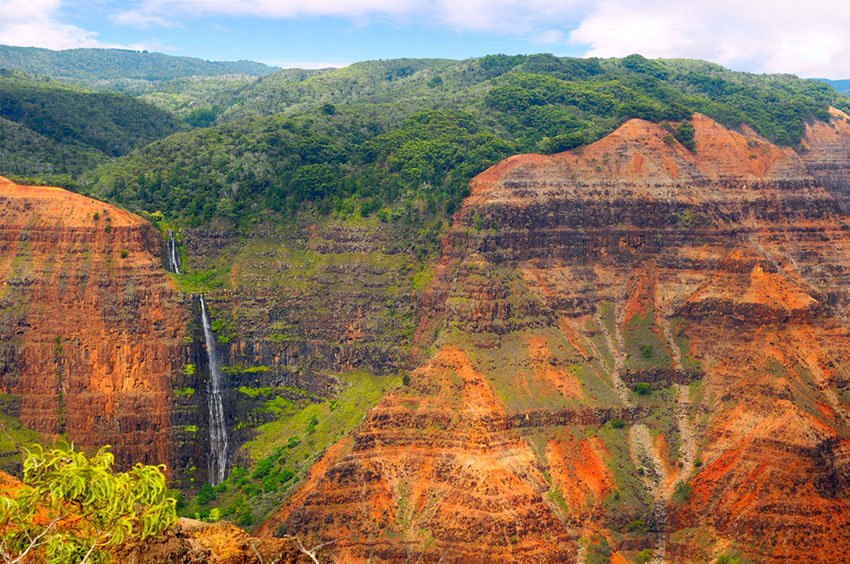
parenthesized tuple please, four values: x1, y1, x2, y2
(0, 177, 185, 469)
(260, 347, 575, 562)
(115, 518, 309, 564)
(264, 112, 850, 562)
(165, 220, 424, 490)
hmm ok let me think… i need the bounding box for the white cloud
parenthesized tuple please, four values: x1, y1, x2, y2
(6, 0, 850, 77)
(115, 0, 419, 28)
(532, 30, 565, 45)
(0, 0, 104, 48)
(432, 0, 588, 34)
(569, 0, 850, 78)
(112, 0, 850, 76)
(0, 0, 148, 49)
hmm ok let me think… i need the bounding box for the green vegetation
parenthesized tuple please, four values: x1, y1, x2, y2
(634, 382, 653, 396)
(635, 548, 655, 563)
(74, 54, 850, 230)
(0, 69, 179, 184)
(183, 370, 398, 525)
(585, 535, 613, 564)
(167, 268, 230, 294)
(672, 480, 692, 504)
(0, 71, 179, 157)
(623, 311, 673, 371)
(0, 443, 176, 563)
(717, 551, 751, 564)
(0, 45, 276, 86)
(0, 402, 44, 473)
(596, 425, 654, 528)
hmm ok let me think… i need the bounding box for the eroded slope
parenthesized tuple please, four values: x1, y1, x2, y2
(262, 112, 850, 562)
(0, 177, 186, 468)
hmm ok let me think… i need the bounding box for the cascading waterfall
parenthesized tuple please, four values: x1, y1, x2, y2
(199, 295, 228, 485)
(167, 231, 182, 274)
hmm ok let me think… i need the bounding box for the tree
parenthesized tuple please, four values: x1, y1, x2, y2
(0, 443, 177, 564)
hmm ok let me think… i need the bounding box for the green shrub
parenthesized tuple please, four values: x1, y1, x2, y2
(627, 519, 648, 534)
(635, 549, 655, 563)
(672, 481, 692, 504)
(634, 382, 652, 395)
(0, 443, 176, 564)
(196, 482, 216, 505)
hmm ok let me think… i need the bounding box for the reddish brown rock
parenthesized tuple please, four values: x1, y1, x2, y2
(266, 113, 850, 562)
(0, 177, 185, 469)
(260, 346, 575, 562)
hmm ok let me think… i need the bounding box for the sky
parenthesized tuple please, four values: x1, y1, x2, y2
(2, 0, 850, 78)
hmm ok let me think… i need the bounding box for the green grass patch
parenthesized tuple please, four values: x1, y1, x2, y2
(185, 370, 398, 526)
(623, 310, 673, 371)
(168, 268, 231, 294)
(0, 408, 45, 473)
(411, 264, 435, 293)
(596, 425, 653, 528)
(237, 386, 273, 398)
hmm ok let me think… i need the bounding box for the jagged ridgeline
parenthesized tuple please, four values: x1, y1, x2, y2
(79, 54, 850, 226)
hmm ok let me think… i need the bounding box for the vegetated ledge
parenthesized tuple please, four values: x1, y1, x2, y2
(620, 368, 704, 389)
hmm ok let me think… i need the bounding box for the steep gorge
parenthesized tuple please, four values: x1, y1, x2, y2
(260, 111, 850, 562)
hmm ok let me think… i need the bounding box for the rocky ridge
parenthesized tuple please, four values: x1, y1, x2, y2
(261, 111, 850, 562)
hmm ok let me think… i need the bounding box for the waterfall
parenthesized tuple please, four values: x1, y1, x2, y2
(167, 231, 182, 274)
(199, 295, 228, 485)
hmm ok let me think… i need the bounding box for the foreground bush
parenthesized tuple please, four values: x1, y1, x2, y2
(0, 444, 176, 563)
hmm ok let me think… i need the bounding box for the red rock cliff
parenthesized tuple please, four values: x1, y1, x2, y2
(262, 112, 850, 562)
(0, 177, 186, 469)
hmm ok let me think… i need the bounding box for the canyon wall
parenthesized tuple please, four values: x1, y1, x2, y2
(262, 112, 850, 562)
(0, 177, 186, 469)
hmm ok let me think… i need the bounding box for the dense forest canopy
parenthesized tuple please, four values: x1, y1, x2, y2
(77, 54, 850, 227)
(0, 51, 848, 228)
(0, 70, 180, 181)
(0, 45, 277, 86)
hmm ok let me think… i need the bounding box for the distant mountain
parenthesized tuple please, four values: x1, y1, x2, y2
(0, 45, 278, 86)
(84, 54, 850, 227)
(827, 79, 850, 94)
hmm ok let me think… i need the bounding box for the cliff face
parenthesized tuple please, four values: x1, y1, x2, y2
(262, 112, 850, 562)
(165, 219, 425, 492)
(0, 177, 185, 469)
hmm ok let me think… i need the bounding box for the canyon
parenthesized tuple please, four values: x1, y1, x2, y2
(3, 107, 850, 562)
(259, 111, 850, 561)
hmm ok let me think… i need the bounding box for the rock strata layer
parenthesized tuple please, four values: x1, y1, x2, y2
(264, 111, 850, 562)
(0, 177, 185, 469)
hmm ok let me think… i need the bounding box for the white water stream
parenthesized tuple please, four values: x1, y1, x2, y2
(199, 295, 228, 485)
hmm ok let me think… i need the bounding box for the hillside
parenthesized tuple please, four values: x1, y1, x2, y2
(0, 70, 180, 181)
(256, 110, 850, 562)
(81, 55, 850, 228)
(824, 79, 850, 95)
(3, 53, 850, 563)
(0, 45, 277, 86)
